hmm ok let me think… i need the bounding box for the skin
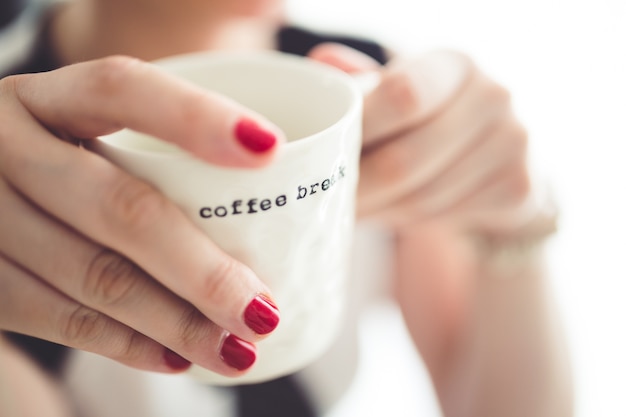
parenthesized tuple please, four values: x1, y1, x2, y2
(0, 0, 572, 416)
(312, 45, 571, 416)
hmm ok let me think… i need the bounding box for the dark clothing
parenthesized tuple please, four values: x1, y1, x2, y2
(277, 26, 388, 66)
(0, 0, 27, 29)
(4, 333, 69, 374)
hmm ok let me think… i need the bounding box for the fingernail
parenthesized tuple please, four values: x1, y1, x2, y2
(163, 348, 191, 371)
(234, 118, 277, 153)
(244, 294, 280, 335)
(220, 334, 256, 371)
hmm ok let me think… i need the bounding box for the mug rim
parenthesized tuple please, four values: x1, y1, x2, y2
(93, 50, 363, 160)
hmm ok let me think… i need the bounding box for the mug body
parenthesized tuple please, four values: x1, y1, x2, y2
(90, 51, 362, 384)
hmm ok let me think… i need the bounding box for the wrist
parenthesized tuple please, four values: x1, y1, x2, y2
(471, 182, 559, 273)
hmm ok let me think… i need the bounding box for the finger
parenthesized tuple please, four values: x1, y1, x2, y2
(450, 157, 533, 234)
(0, 255, 188, 374)
(0, 180, 258, 375)
(402, 112, 528, 217)
(7, 56, 285, 168)
(358, 70, 512, 217)
(362, 50, 470, 147)
(0, 97, 280, 349)
(365, 111, 529, 228)
(372, 159, 533, 236)
(308, 42, 382, 74)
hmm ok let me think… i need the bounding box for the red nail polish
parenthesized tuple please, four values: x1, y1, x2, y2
(163, 348, 191, 371)
(244, 294, 280, 335)
(220, 334, 256, 371)
(234, 118, 277, 153)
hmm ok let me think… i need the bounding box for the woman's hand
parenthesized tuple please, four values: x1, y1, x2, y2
(312, 45, 531, 235)
(311, 44, 570, 417)
(0, 56, 284, 376)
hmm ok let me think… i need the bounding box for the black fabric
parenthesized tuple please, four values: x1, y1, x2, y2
(234, 375, 317, 417)
(0, 0, 27, 29)
(0, 4, 62, 78)
(278, 26, 388, 65)
(4, 332, 69, 375)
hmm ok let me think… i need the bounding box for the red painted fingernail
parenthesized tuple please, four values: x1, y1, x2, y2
(163, 348, 191, 371)
(244, 294, 280, 335)
(220, 334, 256, 371)
(234, 118, 277, 153)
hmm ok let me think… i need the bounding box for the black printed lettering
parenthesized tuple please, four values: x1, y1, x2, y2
(260, 199, 271, 211)
(198, 165, 347, 220)
(297, 185, 307, 200)
(296, 165, 347, 202)
(231, 199, 243, 215)
(247, 198, 258, 213)
(199, 194, 289, 220)
(199, 207, 212, 218)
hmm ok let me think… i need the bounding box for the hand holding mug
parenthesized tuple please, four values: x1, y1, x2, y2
(310, 44, 533, 237)
(90, 52, 363, 384)
(0, 56, 285, 377)
(310, 45, 556, 389)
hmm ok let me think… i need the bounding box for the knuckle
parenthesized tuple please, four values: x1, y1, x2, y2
(87, 55, 144, 97)
(487, 82, 512, 107)
(495, 116, 528, 156)
(201, 258, 242, 306)
(0, 73, 35, 101)
(105, 174, 171, 233)
(380, 70, 422, 120)
(506, 162, 532, 205)
(375, 148, 412, 185)
(363, 140, 415, 188)
(175, 307, 211, 349)
(0, 74, 20, 96)
(111, 330, 149, 364)
(61, 304, 108, 346)
(0, 74, 31, 135)
(83, 249, 142, 307)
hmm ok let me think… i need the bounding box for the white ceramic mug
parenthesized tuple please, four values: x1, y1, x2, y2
(89, 51, 363, 385)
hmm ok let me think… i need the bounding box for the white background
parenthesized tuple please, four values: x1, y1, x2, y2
(287, 1, 626, 416)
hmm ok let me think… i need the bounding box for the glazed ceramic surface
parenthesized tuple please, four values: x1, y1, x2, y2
(91, 51, 362, 384)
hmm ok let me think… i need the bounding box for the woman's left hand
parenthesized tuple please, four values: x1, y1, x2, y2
(309, 44, 532, 237)
(310, 45, 570, 417)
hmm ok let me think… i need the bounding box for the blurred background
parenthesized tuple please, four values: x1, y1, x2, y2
(287, 1, 626, 416)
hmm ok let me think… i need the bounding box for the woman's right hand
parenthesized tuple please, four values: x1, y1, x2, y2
(0, 56, 284, 376)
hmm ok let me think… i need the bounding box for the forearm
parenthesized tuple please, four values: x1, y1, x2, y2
(438, 250, 572, 417)
(394, 223, 573, 417)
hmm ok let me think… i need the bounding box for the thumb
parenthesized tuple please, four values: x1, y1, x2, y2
(307, 42, 383, 74)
